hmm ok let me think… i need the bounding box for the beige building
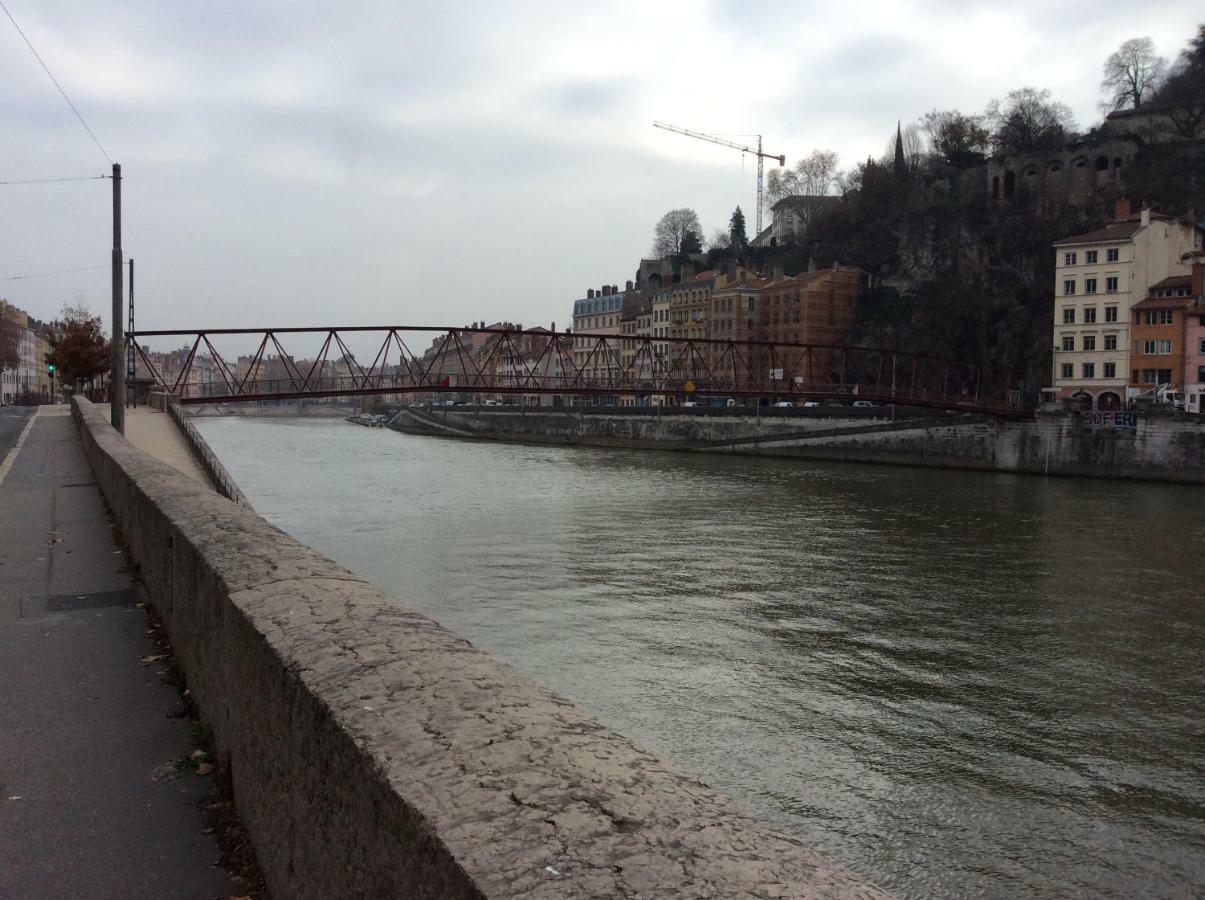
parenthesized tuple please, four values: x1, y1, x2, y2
(668, 269, 717, 342)
(1050, 199, 1203, 409)
(1, 301, 52, 404)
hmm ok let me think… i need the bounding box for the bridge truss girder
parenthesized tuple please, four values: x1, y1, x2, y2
(128, 325, 1023, 416)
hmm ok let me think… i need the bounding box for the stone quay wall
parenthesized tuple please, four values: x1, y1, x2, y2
(70, 397, 886, 900)
(393, 407, 1205, 484)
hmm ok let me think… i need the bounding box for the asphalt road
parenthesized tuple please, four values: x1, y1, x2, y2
(0, 406, 36, 466)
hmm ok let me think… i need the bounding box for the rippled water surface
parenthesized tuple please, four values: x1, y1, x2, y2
(196, 416, 1204, 898)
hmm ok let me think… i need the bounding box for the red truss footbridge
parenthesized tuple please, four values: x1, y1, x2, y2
(129, 325, 1025, 416)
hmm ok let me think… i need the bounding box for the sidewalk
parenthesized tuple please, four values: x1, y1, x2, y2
(0, 407, 233, 899)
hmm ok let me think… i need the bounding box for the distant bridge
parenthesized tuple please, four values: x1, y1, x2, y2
(129, 326, 1024, 416)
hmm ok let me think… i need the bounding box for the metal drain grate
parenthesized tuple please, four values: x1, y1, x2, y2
(20, 587, 141, 618)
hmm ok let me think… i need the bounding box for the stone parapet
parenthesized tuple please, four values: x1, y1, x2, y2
(70, 396, 886, 900)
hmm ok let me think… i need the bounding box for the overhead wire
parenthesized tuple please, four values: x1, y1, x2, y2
(0, 0, 113, 166)
(0, 263, 109, 282)
(0, 174, 108, 186)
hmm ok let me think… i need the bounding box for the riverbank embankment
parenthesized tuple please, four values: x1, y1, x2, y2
(390, 406, 1205, 483)
(70, 396, 887, 899)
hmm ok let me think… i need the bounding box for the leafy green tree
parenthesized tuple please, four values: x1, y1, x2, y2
(46, 305, 109, 386)
(921, 109, 992, 167)
(1152, 24, 1205, 138)
(728, 206, 748, 250)
(679, 227, 704, 255)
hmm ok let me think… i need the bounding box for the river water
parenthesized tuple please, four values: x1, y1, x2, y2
(195, 416, 1204, 898)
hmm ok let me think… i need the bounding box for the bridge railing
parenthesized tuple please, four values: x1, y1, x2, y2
(129, 326, 1024, 416)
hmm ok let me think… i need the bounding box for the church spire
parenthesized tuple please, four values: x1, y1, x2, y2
(893, 120, 906, 179)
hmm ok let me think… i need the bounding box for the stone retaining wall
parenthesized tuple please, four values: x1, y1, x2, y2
(71, 397, 885, 900)
(394, 408, 1205, 483)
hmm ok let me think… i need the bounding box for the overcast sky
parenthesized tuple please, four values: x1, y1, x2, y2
(1, 1, 1199, 354)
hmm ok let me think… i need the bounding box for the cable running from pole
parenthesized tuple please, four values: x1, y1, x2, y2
(0, 263, 109, 281)
(0, 0, 113, 165)
(0, 174, 107, 186)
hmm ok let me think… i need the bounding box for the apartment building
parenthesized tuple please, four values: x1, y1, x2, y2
(1129, 275, 1196, 391)
(669, 269, 717, 342)
(708, 269, 769, 344)
(1050, 199, 1202, 409)
(1, 301, 52, 404)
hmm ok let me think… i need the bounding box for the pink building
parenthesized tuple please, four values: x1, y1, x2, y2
(1183, 262, 1205, 413)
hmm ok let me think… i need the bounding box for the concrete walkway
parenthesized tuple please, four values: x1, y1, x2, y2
(99, 405, 214, 490)
(0, 407, 233, 899)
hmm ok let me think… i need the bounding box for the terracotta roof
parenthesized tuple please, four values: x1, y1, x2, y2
(1053, 222, 1142, 245)
(1148, 275, 1192, 291)
(1132, 294, 1195, 309)
(712, 275, 769, 291)
(675, 269, 719, 286)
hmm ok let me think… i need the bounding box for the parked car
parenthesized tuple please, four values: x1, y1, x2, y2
(482, 399, 502, 406)
(772, 400, 794, 408)
(802, 401, 820, 407)
(682, 400, 701, 407)
(852, 400, 876, 408)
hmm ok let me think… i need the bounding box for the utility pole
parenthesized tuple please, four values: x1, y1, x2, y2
(110, 162, 124, 433)
(126, 258, 135, 407)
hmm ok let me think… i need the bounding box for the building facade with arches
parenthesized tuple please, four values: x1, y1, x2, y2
(1049, 200, 1203, 409)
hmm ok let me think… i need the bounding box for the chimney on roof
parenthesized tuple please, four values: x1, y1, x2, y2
(625, 280, 633, 291)
(1115, 197, 1131, 221)
(1140, 204, 1151, 227)
(587, 289, 594, 299)
(772, 265, 784, 282)
(612, 284, 619, 295)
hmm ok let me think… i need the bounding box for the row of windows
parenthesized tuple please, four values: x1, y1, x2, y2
(1060, 334, 1118, 351)
(1061, 305, 1119, 324)
(1135, 369, 1174, 384)
(1063, 276, 1120, 295)
(1059, 362, 1117, 379)
(1139, 339, 1174, 355)
(1138, 309, 1176, 325)
(577, 315, 619, 329)
(1063, 248, 1121, 266)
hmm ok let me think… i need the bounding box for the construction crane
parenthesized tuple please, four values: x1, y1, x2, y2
(653, 120, 785, 236)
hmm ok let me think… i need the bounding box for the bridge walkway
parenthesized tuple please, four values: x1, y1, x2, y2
(0, 407, 233, 899)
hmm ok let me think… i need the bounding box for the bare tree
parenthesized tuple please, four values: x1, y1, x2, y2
(766, 149, 841, 203)
(709, 228, 731, 251)
(985, 87, 1076, 153)
(1101, 37, 1167, 111)
(652, 208, 703, 257)
(765, 150, 843, 238)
